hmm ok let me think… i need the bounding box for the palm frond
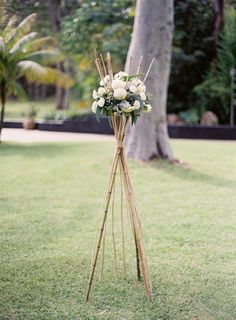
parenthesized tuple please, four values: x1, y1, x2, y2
(18, 60, 74, 88)
(0, 36, 5, 52)
(1, 15, 17, 39)
(10, 32, 37, 54)
(7, 13, 37, 45)
(8, 81, 26, 99)
(25, 36, 56, 52)
(24, 49, 64, 65)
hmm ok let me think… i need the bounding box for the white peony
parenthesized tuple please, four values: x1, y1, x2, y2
(100, 75, 110, 86)
(129, 85, 138, 94)
(92, 101, 98, 113)
(112, 79, 127, 90)
(114, 71, 128, 79)
(92, 90, 99, 99)
(97, 97, 105, 107)
(98, 87, 106, 96)
(133, 100, 140, 110)
(140, 92, 146, 101)
(144, 104, 152, 112)
(114, 88, 127, 100)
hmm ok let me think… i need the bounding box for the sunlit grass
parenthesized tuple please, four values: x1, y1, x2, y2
(0, 140, 236, 319)
(4, 99, 90, 120)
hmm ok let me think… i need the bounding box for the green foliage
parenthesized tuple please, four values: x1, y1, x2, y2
(168, 0, 214, 115)
(179, 108, 200, 124)
(60, 0, 134, 106)
(195, 6, 236, 123)
(0, 13, 74, 94)
(0, 12, 74, 139)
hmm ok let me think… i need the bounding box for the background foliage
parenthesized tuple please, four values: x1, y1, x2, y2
(195, 6, 236, 123)
(2, 0, 236, 124)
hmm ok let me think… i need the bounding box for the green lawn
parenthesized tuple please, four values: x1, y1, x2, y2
(4, 100, 90, 120)
(0, 140, 236, 320)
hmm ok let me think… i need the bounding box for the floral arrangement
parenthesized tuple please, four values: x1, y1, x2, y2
(91, 53, 154, 124)
(86, 52, 153, 302)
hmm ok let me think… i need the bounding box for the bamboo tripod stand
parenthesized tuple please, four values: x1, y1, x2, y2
(85, 114, 152, 301)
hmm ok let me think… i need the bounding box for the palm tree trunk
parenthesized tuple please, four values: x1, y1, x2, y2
(0, 90, 6, 143)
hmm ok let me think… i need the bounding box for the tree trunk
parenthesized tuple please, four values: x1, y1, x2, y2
(212, 0, 224, 60)
(48, 0, 69, 110)
(0, 90, 6, 143)
(125, 0, 174, 161)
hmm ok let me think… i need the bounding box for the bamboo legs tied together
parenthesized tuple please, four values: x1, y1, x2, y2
(85, 115, 152, 302)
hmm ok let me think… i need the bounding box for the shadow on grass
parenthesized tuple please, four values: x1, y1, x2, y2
(151, 159, 236, 190)
(0, 142, 79, 158)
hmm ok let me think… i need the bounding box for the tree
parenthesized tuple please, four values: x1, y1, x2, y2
(125, 0, 174, 161)
(0, 13, 74, 142)
(213, 0, 224, 53)
(169, 0, 214, 117)
(194, 6, 236, 123)
(48, 0, 69, 110)
(60, 0, 134, 106)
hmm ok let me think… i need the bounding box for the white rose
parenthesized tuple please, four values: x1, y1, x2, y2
(97, 97, 105, 107)
(114, 71, 128, 79)
(92, 90, 99, 99)
(144, 104, 152, 113)
(112, 79, 126, 90)
(100, 75, 110, 86)
(140, 92, 146, 101)
(133, 100, 140, 110)
(114, 88, 127, 100)
(129, 85, 137, 94)
(92, 101, 98, 113)
(98, 87, 106, 96)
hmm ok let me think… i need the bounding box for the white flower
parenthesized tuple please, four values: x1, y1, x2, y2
(133, 100, 140, 110)
(92, 90, 99, 99)
(92, 101, 98, 113)
(144, 104, 152, 113)
(112, 79, 126, 90)
(123, 106, 135, 113)
(97, 97, 105, 107)
(140, 92, 146, 101)
(131, 78, 142, 86)
(114, 71, 128, 79)
(100, 75, 110, 86)
(129, 85, 138, 94)
(120, 100, 131, 109)
(114, 88, 127, 100)
(138, 84, 146, 93)
(98, 87, 106, 96)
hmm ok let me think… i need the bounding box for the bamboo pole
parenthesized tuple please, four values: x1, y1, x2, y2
(85, 146, 122, 302)
(86, 52, 152, 301)
(111, 177, 119, 278)
(120, 149, 152, 298)
(119, 161, 126, 277)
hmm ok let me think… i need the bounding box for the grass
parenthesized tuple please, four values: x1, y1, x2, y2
(4, 100, 90, 120)
(0, 139, 236, 319)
